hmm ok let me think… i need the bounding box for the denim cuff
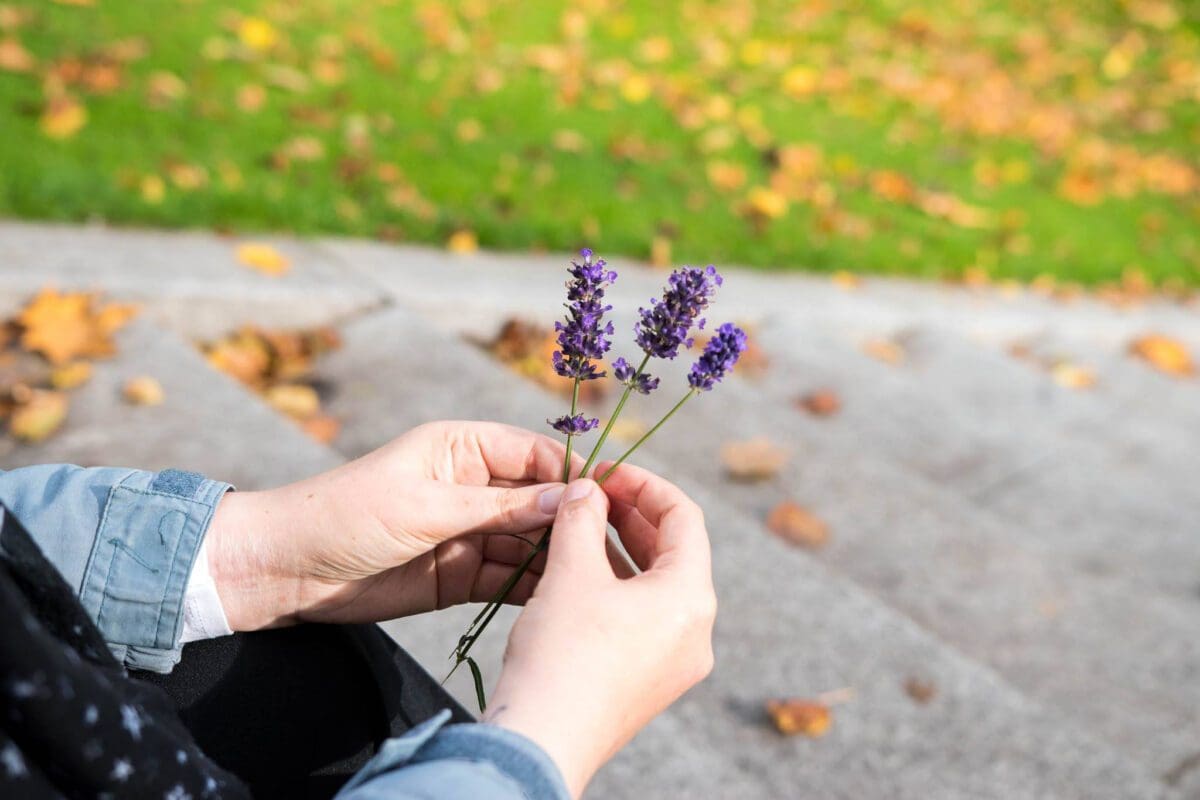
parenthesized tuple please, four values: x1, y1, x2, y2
(338, 710, 570, 800)
(78, 469, 232, 673)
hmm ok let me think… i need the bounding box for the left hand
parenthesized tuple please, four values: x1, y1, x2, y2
(205, 421, 575, 631)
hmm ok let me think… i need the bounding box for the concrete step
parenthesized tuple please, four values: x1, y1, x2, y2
(0, 221, 384, 340)
(315, 305, 1170, 799)
(0, 315, 344, 488)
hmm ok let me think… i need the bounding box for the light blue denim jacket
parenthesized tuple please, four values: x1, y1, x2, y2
(0, 464, 570, 800)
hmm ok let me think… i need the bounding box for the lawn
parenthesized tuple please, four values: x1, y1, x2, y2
(1, 0, 1198, 287)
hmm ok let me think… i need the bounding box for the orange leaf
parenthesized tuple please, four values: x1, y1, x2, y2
(862, 338, 905, 365)
(50, 361, 93, 390)
(264, 383, 320, 420)
(765, 699, 832, 737)
(18, 289, 136, 365)
(447, 230, 478, 254)
(300, 414, 340, 444)
(1050, 362, 1096, 390)
(0, 37, 35, 72)
(797, 389, 841, 416)
(236, 243, 291, 276)
(766, 501, 829, 550)
(123, 376, 165, 406)
(1129, 334, 1194, 376)
(720, 437, 787, 482)
(904, 677, 937, 705)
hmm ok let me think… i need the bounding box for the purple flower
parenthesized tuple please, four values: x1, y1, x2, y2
(635, 266, 722, 360)
(612, 356, 660, 395)
(687, 323, 747, 391)
(549, 413, 600, 435)
(552, 249, 617, 381)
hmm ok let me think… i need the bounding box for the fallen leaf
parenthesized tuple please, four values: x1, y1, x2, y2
(797, 389, 841, 416)
(50, 361, 93, 390)
(10, 389, 68, 442)
(1129, 334, 1194, 376)
(300, 413, 340, 443)
(236, 243, 291, 276)
(238, 17, 278, 52)
(122, 376, 164, 406)
(744, 186, 788, 220)
(40, 95, 87, 140)
(765, 699, 832, 737)
(1050, 361, 1096, 390)
(831, 271, 861, 291)
(904, 677, 937, 705)
(862, 338, 905, 365)
(650, 235, 671, 268)
(721, 437, 787, 482)
(608, 417, 647, 442)
(18, 289, 136, 364)
(0, 37, 34, 72)
(766, 501, 829, 549)
(447, 230, 478, 253)
(264, 383, 319, 419)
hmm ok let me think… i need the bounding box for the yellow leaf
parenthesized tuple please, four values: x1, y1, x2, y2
(446, 230, 478, 254)
(139, 174, 165, 204)
(766, 501, 829, 549)
(831, 271, 861, 291)
(50, 361, 93, 390)
(619, 74, 652, 103)
(650, 235, 671, 268)
(781, 65, 819, 98)
(264, 383, 319, 420)
(10, 390, 68, 443)
(745, 186, 788, 220)
(1051, 362, 1096, 390)
(862, 338, 905, 365)
(236, 243, 290, 276)
(301, 414, 341, 443)
(123, 376, 165, 406)
(1129, 334, 1194, 376)
(238, 17, 278, 52)
(721, 438, 788, 482)
(765, 699, 832, 737)
(18, 289, 135, 365)
(40, 96, 87, 140)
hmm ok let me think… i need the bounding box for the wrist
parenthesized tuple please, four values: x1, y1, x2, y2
(206, 489, 304, 631)
(486, 685, 600, 799)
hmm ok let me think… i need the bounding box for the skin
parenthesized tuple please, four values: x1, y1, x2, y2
(206, 420, 716, 798)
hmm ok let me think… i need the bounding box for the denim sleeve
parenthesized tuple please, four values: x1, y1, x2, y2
(0, 464, 232, 673)
(337, 710, 571, 800)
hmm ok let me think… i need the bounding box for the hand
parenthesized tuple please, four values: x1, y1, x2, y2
(485, 466, 717, 798)
(206, 421, 577, 631)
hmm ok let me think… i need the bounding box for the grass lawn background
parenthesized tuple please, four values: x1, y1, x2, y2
(1, 0, 1198, 287)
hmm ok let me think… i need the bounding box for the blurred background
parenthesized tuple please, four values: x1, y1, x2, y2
(1, 1, 1199, 798)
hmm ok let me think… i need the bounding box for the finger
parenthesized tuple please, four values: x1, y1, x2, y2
(483, 530, 549, 573)
(607, 499, 657, 571)
(458, 421, 586, 484)
(419, 481, 565, 541)
(597, 462, 709, 578)
(470, 562, 542, 605)
(545, 479, 611, 578)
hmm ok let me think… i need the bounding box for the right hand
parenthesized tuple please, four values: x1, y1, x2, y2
(485, 466, 717, 798)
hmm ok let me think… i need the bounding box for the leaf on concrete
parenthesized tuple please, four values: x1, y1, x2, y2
(1129, 334, 1194, 376)
(446, 229, 479, 253)
(904, 677, 937, 705)
(264, 383, 320, 420)
(50, 361, 93, 390)
(1050, 361, 1096, 390)
(123, 376, 165, 406)
(797, 388, 841, 416)
(862, 337, 905, 365)
(720, 437, 787, 482)
(10, 389, 68, 442)
(300, 413, 341, 444)
(765, 698, 832, 737)
(236, 242, 291, 276)
(18, 289, 137, 365)
(608, 417, 648, 443)
(766, 501, 829, 550)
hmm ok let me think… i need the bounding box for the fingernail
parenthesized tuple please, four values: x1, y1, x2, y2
(537, 485, 566, 514)
(563, 480, 593, 504)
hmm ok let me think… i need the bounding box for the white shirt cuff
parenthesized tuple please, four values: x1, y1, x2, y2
(180, 536, 234, 643)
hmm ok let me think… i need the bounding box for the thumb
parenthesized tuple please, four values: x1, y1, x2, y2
(546, 479, 610, 574)
(421, 481, 565, 539)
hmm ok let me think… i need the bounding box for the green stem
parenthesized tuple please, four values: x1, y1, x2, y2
(579, 354, 652, 480)
(598, 390, 696, 484)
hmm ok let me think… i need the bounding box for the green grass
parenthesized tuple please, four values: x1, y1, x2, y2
(1, 0, 1198, 286)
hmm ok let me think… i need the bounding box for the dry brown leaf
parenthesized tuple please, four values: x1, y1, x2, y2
(123, 376, 165, 406)
(904, 677, 937, 705)
(797, 389, 841, 416)
(236, 243, 291, 276)
(862, 338, 905, 365)
(766, 501, 829, 549)
(720, 437, 787, 482)
(300, 414, 340, 444)
(765, 699, 832, 737)
(18, 289, 136, 365)
(1129, 334, 1194, 376)
(50, 361, 93, 390)
(264, 383, 320, 420)
(10, 389, 68, 442)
